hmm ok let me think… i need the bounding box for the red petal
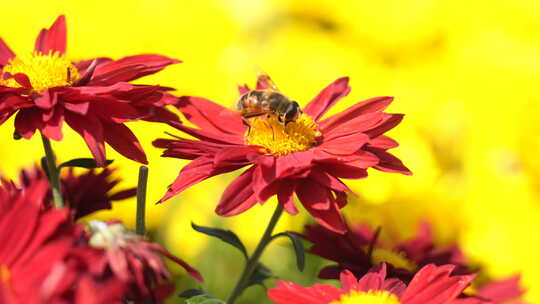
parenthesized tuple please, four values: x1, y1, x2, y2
(90, 54, 181, 85)
(356, 264, 387, 291)
(177, 96, 245, 135)
(275, 150, 314, 179)
(41, 107, 64, 141)
(364, 114, 404, 139)
(14, 108, 44, 139)
(0, 38, 15, 66)
(296, 179, 334, 211)
(157, 157, 242, 203)
(65, 113, 106, 166)
(13, 73, 32, 89)
(319, 96, 394, 131)
(102, 121, 147, 165)
(34, 89, 57, 109)
(369, 135, 399, 149)
(401, 264, 475, 304)
(216, 167, 258, 216)
(267, 281, 343, 304)
(340, 270, 360, 291)
(309, 168, 353, 194)
(304, 77, 350, 121)
(319, 132, 369, 155)
(214, 146, 259, 167)
(277, 181, 298, 214)
(146, 242, 204, 282)
(34, 15, 67, 55)
(169, 121, 244, 145)
(368, 147, 412, 175)
(63, 101, 89, 115)
(476, 275, 525, 303)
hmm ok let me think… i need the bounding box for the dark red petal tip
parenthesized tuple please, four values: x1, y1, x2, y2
(34, 15, 67, 55)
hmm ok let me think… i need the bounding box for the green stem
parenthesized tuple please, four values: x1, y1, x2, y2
(226, 204, 284, 304)
(41, 134, 64, 208)
(136, 166, 148, 236)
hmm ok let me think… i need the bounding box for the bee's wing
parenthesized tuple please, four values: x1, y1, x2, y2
(256, 73, 280, 92)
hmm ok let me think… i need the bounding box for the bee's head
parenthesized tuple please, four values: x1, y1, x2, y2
(284, 101, 302, 124)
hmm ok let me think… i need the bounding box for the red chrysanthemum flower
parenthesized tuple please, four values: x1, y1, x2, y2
(0, 178, 85, 303)
(268, 264, 480, 304)
(0, 15, 181, 166)
(304, 221, 468, 282)
(84, 220, 203, 301)
(154, 75, 410, 233)
(7, 165, 135, 219)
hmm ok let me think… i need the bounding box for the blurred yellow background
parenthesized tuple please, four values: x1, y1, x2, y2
(1, 0, 540, 302)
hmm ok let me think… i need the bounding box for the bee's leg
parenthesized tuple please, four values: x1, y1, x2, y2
(242, 119, 252, 136)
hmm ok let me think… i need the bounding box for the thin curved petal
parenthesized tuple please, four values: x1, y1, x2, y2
(90, 54, 181, 85)
(319, 96, 394, 132)
(34, 15, 67, 55)
(216, 167, 258, 216)
(65, 113, 106, 167)
(0, 38, 15, 66)
(401, 264, 475, 304)
(304, 77, 350, 121)
(268, 281, 342, 304)
(101, 121, 147, 165)
(368, 147, 412, 175)
(177, 96, 245, 135)
(365, 113, 404, 139)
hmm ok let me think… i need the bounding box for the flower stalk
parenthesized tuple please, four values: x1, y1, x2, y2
(227, 204, 284, 304)
(41, 134, 64, 208)
(136, 166, 149, 236)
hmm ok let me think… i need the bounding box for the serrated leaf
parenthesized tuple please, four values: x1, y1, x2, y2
(58, 158, 113, 169)
(272, 232, 305, 271)
(245, 263, 273, 288)
(191, 222, 248, 259)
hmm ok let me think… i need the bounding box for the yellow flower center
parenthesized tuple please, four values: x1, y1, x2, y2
(0, 52, 79, 92)
(1, 265, 10, 284)
(370, 248, 417, 272)
(331, 290, 400, 304)
(244, 113, 320, 156)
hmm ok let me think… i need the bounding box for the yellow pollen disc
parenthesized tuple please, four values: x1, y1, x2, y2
(0, 51, 79, 92)
(0, 265, 10, 284)
(370, 248, 417, 272)
(330, 290, 401, 304)
(244, 113, 320, 156)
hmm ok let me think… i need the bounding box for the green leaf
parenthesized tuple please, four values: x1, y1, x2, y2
(245, 263, 273, 288)
(191, 222, 248, 259)
(184, 295, 225, 304)
(58, 158, 113, 169)
(179, 288, 205, 299)
(272, 232, 305, 271)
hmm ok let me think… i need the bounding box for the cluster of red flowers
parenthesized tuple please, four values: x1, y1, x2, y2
(270, 221, 527, 304)
(0, 15, 528, 304)
(0, 167, 201, 303)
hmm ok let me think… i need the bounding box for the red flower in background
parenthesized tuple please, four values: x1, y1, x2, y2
(304, 222, 468, 282)
(0, 15, 181, 166)
(0, 178, 86, 303)
(154, 74, 410, 233)
(84, 220, 203, 301)
(303, 222, 528, 304)
(268, 264, 479, 304)
(8, 165, 135, 219)
(0, 170, 201, 303)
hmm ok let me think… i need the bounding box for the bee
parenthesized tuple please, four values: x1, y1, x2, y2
(236, 75, 302, 126)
